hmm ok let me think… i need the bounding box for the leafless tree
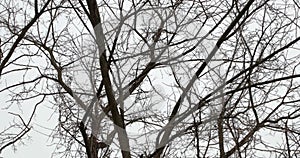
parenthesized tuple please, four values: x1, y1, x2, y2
(1, 0, 300, 158)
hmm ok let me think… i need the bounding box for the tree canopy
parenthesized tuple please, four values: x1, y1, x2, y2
(1, 0, 300, 157)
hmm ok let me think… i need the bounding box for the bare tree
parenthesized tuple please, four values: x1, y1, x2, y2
(1, 0, 300, 157)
